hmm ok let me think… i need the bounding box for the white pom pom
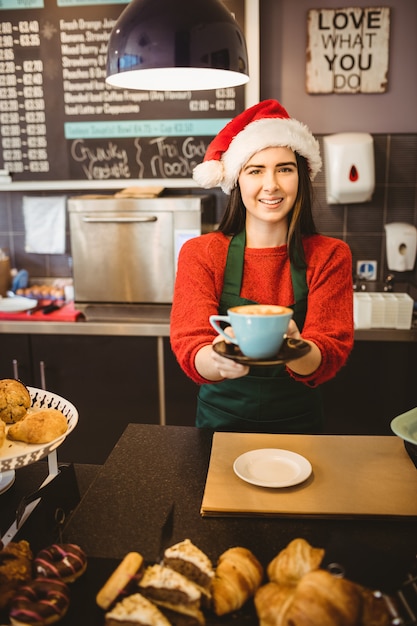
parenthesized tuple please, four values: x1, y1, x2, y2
(193, 160, 224, 189)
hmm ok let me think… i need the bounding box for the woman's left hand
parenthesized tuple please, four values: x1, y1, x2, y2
(285, 319, 322, 375)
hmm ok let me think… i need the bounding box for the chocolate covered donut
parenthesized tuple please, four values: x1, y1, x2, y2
(34, 544, 87, 583)
(9, 577, 70, 626)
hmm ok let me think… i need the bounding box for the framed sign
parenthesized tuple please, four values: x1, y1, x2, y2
(306, 7, 390, 94)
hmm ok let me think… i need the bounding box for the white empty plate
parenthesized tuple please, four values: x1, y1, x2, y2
(0, 296, 37, 313)
(233, 448, 312, 488)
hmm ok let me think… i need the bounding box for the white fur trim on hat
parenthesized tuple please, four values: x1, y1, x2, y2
(193, 116, 322, 194)
(193, 159, 224, 189)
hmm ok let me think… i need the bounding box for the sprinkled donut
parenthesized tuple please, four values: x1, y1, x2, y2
(9, 577, 70, 626)
(34, 544, 87, 583)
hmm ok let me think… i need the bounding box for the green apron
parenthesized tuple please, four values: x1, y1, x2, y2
(196, 230, 323, 433)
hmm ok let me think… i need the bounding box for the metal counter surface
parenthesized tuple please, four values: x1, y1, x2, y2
(1, 318, 417, 341)
(0, 319, 170, 336)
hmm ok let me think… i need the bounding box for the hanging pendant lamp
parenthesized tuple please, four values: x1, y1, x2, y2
(106, 0, 249, 91)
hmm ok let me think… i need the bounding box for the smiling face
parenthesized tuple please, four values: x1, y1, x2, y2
(238, 146, 299, 233)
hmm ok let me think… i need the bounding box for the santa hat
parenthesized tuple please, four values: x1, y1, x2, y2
(193, 99, 322, 194)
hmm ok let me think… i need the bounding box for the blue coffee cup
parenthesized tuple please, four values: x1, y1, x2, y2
(209, 304, 293, 359)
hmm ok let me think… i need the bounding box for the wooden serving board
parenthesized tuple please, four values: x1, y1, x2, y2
(201, 432, 417, 518)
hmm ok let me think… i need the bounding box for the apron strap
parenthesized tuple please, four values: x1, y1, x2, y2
(290, 249, 308, 331)
(220, 230, 246, 300)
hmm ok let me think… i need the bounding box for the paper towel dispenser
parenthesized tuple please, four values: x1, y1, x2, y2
(323, 133, 375, 204)
(385, 222, 417, 272)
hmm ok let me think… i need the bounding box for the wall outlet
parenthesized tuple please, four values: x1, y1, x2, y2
(357, 260, 377, 280)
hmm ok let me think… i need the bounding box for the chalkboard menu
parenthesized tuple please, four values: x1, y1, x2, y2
(0, 0, 246, 183)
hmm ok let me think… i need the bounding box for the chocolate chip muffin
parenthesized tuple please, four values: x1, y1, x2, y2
(0, 379, 31, 424)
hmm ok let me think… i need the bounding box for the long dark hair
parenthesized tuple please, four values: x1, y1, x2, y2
(217, 153, 318, 267)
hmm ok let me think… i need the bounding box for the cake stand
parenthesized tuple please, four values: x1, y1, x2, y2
(0, 387, 78, 541)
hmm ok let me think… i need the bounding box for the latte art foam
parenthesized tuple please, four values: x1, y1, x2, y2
(230, 304, 291, 316)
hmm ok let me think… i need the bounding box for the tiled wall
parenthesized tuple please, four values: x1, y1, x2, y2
(313, 134, 417, 287)
(0, 133, 416, 286)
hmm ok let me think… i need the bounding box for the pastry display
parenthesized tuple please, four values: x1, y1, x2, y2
(105, 593, 171, 626)
(0, 540, 33, 611)
(8, 577, 70, 626)
(3, 533, 390, 625)
(96, 551, 145, 610)
(0, 379, 31, 424)
(34, 543, 87, 583)
(7, 408, 68, 444)
(211, 546, 264, 616)
(254, 538, 392, 626)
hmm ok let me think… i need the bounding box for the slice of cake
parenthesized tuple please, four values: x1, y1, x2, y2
(138, 564, 205, 626)
(105, 593, 171, 626)
(156, 605, 205, 626)
(162, 539, 214, 608)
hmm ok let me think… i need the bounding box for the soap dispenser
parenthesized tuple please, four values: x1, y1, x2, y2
(384, 222, 417, 272)
(323, 132, 375, 204)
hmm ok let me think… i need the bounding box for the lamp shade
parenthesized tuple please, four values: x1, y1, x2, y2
(106, 0, 249, 91)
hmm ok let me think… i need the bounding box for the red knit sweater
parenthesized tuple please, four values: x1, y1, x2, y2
(170, 231, 354, 386)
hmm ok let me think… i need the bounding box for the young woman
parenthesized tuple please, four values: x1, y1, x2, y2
(170, 99, 354, 433)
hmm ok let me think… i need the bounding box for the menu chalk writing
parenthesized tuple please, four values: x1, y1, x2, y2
(0, 0, 245, 182)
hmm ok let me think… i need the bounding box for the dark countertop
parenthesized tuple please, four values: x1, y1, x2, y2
(2, 424, 417, 626)
(62, 425, 417, 587)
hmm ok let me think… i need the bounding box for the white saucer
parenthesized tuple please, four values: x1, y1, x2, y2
(233, 448, 312, 488)
(391, 407, 417, 445)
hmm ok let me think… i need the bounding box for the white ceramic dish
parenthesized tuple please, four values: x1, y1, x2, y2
(0, 296, 37, 313)
(0, 469, 15, 494)
(233, 448, 312, 488)
(390, 407, 417, 445)
(0, 386, 78, 473)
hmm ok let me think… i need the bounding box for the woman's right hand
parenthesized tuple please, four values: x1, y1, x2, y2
(194, 329, 250, 381)
(210, 331, 250, 380)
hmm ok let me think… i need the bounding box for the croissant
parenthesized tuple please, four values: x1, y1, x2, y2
(258, 539, 392, 626)
(267, 537, 324, 585)
(211, 546, 264, 616)
(283, 569, 363, 626)
(7, 408, 67, 444)
(255, 582, 295, 626)
(355, 584, 392, 626)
